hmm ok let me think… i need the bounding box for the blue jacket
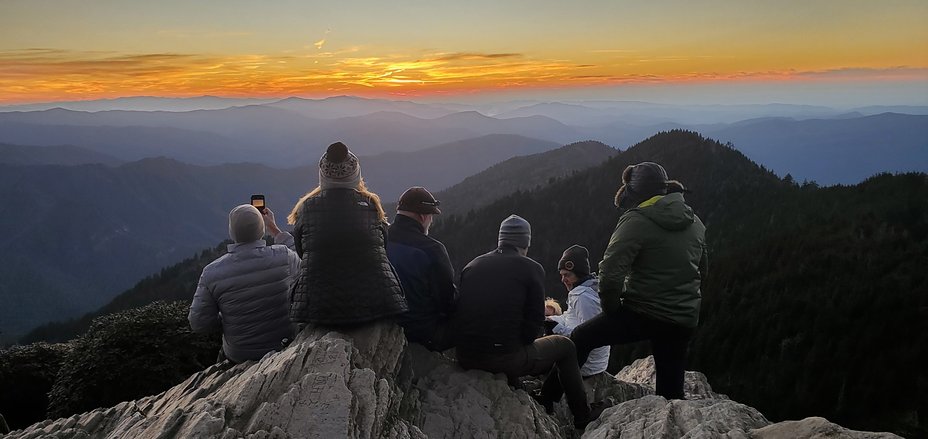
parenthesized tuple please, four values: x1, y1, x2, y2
(386, 214, 458, 343)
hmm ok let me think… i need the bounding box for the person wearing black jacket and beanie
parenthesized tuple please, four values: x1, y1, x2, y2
(387, 186, 458, 351)
(452, 215, 600, 430)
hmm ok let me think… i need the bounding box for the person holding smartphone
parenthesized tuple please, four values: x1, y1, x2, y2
(188, 200, 301, 364)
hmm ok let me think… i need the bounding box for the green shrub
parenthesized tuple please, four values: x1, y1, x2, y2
(46, 301, 219, 419)
(0, 342, 71, 430)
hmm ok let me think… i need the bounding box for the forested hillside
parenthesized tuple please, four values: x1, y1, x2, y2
(430, 130, 927, 437)
(435, 140, 617, 216)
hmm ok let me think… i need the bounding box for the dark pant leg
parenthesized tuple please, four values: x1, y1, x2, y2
(649, 322, 693, 400)
(428, 320, 455, 352)
(522, 335, 591, 423)
(541, 309, 650, 403)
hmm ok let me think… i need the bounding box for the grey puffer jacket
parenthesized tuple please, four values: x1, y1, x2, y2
(189, 232, 300, 363)
(291, 188, 407, 325)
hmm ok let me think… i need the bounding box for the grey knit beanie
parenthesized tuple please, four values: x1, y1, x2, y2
(498, 214, 531, 249)
(319, 142, 362, 190)
(229, 204, 265, 243)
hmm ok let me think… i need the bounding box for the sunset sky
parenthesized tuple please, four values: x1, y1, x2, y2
(1, 0, 927, 106)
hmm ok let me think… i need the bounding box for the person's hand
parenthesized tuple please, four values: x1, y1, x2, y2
(262, 207, 281, 236)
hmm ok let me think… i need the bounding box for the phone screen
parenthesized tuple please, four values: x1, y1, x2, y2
(250, 195, 266, 212)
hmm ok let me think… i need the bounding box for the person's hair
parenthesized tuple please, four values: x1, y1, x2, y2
(544, 298, 563, 316)
(287, 179, 386, 225)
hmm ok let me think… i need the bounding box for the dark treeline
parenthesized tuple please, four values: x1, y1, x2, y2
(430, 130, 927, 437)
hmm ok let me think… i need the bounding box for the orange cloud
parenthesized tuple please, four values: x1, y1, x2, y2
(0, 48, 925, 104)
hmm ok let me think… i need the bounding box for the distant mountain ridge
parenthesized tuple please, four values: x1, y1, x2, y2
(0, 143, 121, 166)
(702, 112, 928, 184)
(0, 100, 924, 183)
(435, 140, 618, 216)
(0, 107, 579, 166)
(0, 96, 279, 112)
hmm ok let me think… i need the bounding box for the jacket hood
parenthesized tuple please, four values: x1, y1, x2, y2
(636, 192, 695, 231)
(569, 275, 599, 297)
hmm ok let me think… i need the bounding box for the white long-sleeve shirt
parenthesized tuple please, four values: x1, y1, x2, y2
(548, 275, 610, 376)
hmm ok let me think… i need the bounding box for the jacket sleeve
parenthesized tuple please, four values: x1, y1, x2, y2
(550, 314, 570, 335)
(521, 263, 546, 344)
(552, 287, 601, 335)
(273, 230, 296, 251)
(188, 272, 220, 333)
(598, 215, 644, 314)
(430, 243, 459, 315)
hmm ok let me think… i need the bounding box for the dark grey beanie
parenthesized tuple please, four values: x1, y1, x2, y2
(498, 214, 531, 249)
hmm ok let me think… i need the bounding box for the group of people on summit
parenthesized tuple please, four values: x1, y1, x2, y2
(188, 141, 707, 429)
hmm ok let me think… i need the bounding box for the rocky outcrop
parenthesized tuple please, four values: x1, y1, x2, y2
(750, 417, 901, 439)
(4, 323, 559, 439)
(6, 322, 414, 439)
(613, 356, 725, 400)
(398, 345, 560, 439)
(583, 356, 902, 439)
(5, 325, 904, 439)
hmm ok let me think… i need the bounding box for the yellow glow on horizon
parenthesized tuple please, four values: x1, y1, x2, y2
(0, 44, 926, 104)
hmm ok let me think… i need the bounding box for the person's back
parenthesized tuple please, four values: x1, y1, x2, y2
(550, 161, 708, 402)
(289, 142, 408, 326)
(453, 247, 543, 353)
(452, 215, 600, 430)
(189, 205, 299, 363)
(386, 187, 457, 351)
(609, 193, 706, 327)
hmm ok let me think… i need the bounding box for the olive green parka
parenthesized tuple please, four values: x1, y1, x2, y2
(598, 192, 707, 328)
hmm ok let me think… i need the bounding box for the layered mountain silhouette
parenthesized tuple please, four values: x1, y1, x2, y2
(701, 112, 928, 184)
(1, 100, 923, 183)
(0, 143, 121, 166)
(0, 107, 577, 166)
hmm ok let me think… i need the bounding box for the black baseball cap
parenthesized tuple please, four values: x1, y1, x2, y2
(397, 187, 441, 214)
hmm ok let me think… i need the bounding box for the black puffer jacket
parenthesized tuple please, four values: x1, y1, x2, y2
(291, 189, 407, 325)
(451, 246, 546, 353)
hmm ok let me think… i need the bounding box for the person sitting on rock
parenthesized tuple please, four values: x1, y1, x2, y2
(386, 186, 458, 351)
(452, 215, 601, 429)
(188, 204, 300, 363)
(546, 162, 707, 400)
(287, 142, 408, 326)
(545, 245, 610, 377)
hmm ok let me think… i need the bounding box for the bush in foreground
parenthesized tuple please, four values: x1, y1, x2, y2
(47, 301, 219, 419)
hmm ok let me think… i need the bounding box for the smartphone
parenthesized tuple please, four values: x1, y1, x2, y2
(250, 194, 266, 213)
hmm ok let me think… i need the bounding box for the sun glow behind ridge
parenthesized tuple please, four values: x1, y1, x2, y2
(0, 0, 926, 104)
